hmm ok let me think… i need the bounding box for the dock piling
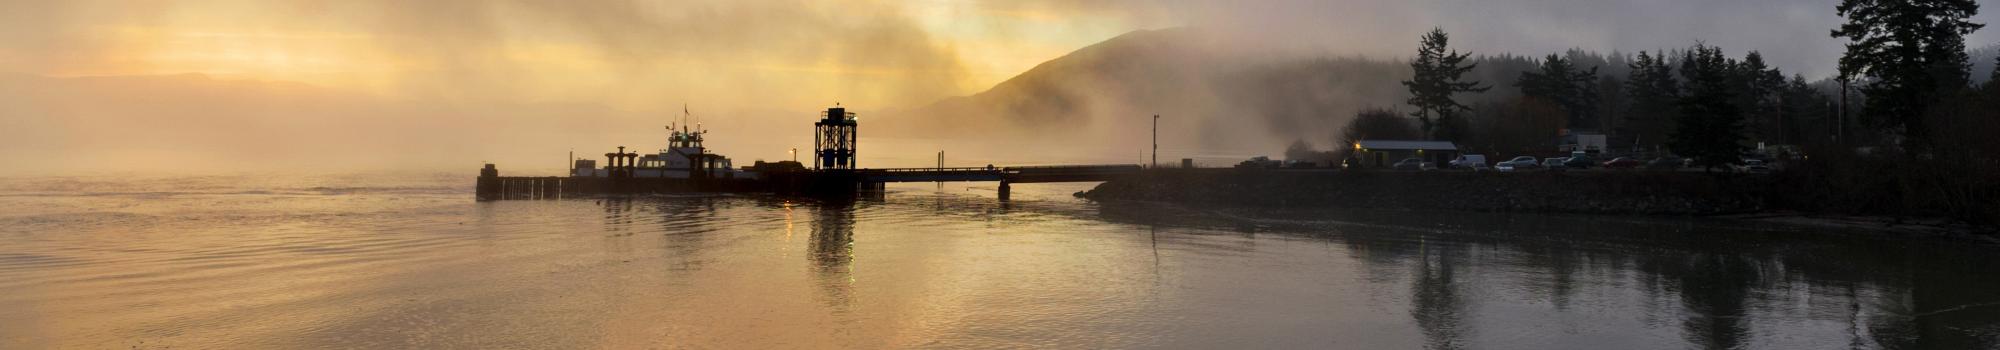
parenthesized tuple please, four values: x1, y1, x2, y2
(998, 181, 1011, 201)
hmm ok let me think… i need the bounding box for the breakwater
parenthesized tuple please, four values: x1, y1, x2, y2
(1080, 169, 1772, 215)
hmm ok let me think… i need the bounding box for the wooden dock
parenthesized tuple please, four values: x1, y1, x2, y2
(476, 164, 1141, 201)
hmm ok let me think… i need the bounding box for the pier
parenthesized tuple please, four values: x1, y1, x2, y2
(478, 165, 1139, 201)
(476, 106, 1141, 201)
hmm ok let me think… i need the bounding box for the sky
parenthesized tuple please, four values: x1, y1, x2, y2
(0, 0, 1994, 174)
(0, 0, 1151, 111)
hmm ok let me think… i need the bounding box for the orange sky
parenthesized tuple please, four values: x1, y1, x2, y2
(2, 0, 1988, 175)
(0, 1, 1178, 174)
(0, 1, 1158, 111)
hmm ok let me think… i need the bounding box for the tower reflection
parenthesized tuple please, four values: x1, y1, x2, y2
(809, 199, 858, 310)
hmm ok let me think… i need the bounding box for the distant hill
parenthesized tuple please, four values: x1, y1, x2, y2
(880, 28, 1998, 154)
(875, 28, 1534, 152)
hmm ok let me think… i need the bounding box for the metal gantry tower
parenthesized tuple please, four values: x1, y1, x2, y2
(815, 106, 858, 170)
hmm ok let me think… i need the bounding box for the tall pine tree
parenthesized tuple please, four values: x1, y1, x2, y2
(1402, 28, 1489, 141)
(1671, 45, 1749, 172)
(1516, 54, 1600, 129)
(1624, 51, 1680, 150)
(1777, 75, 1836, 145)
(1831, 0, 1984, 151)
(1992, 55, 2000, 86)
(1733, 52, 1787, 142)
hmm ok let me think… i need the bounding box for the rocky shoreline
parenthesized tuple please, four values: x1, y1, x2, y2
(1079, 169, 1772, 216)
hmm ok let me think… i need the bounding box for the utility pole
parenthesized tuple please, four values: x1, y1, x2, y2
(1837, 76, 1848, 146)
(1152, 115, 1160, 168)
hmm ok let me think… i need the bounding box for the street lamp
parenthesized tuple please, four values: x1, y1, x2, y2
(1152, 115, 1160, 168)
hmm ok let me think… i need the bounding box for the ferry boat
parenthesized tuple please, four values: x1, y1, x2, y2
(568, 122, 762, 180)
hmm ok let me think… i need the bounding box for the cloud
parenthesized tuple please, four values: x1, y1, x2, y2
(0, 0, 974, 110)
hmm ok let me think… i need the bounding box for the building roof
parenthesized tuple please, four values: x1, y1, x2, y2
(1357, 140, 1459, 151)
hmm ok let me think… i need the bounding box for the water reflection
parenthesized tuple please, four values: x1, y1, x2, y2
(810, 200, 856, 270)
(1090, 203, 2000, 349)
(810, 199, 857, 312)
(11, 176, 2000, 348)
(602, 197, 634, 236)
(1409, 239, 1467, 350)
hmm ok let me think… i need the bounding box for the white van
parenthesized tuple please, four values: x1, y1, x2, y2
(1450, 154, 1489, 171)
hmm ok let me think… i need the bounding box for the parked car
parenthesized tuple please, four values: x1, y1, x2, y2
(1602, 157, 1642, 168)
(1235, 156, 1283, 169)
(1738, 159, 1771, 173)
(1495, 156, 1540, 172)
(1392, 158, 1435, 171)
(1542, 158, 1568, 171)
(1646, 157, 1684, 170)
(1449, 154, 1490, 171)
(1562, 156, 1596, 169)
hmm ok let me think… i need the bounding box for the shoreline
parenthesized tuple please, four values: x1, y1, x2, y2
(1080, 169, 1770, 215)
(1079, 169, 1997, 237)
(1721, 212, 2000, 240)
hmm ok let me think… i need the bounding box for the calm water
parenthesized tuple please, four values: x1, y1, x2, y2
(1, 173, 1997, 349)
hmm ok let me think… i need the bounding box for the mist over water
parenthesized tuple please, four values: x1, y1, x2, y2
(2, 174, 1996, 348)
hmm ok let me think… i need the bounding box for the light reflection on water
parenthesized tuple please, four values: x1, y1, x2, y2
(0, 174, 1997, 349)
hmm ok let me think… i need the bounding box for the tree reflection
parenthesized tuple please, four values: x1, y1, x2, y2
(1410, 238, 1468, 350)
(1088, 203, 2000, 348)
(1670, 253, 1758, 350)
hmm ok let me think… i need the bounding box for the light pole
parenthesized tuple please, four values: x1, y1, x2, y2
(1152, 115, 1159, 168)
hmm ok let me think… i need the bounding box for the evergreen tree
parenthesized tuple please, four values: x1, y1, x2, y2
(1671, 45, 1749, 172)
(1518, 54, 1577, 108)
(1594, 75, 1626, 134)
(1733, 52, 1787, 142)
(1992, 55, 2000, 86)
(1402, 28, 1489, 141)
(1623, 51, 1679, 150)
(1777, 75, 1835, 145)
(1831, 0, 1985, 151)
(1516, 54, 1601, 128)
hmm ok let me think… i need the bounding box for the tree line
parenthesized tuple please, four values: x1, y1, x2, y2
(1383, 32, 1858, 166)
(1324, 0, 1999, 224)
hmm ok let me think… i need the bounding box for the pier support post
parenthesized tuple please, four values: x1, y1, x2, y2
(475, 164, 500, 201)
(998, 181, 1011, 201)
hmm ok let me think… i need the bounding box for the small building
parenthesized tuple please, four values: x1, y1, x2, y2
(1352, 140, 1460, 168)
(1559, 129, 1608, 155)
(572, 159, 604, 177)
